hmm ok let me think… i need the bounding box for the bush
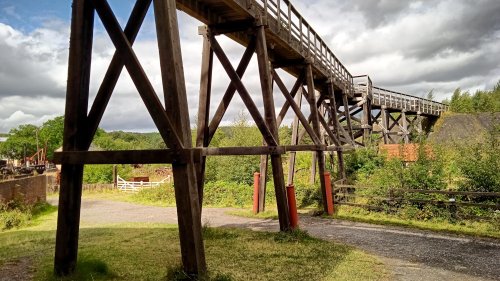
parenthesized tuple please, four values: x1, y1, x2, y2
(0, 209, 29, 230)
(457, 129, 500, 193)
(345, 147, 385, 181)
(0, 200, 54, 230)
(83, 164, 132, 184)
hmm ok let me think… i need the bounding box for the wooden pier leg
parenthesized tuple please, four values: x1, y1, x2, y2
(362, 98, 371, 145)
(380, 106, 389, 144)
(195, 26, 214, 209)
(287, 90, 302, 186)
(258, 154, 268, 212)
(54, 0, 94, 276)
(154, 0, 206, 275)
(305, 63, 328, 213)
(310, 151, 317, 184)
(401, 110, 409, 144)
(342, 93, 354, 143)
(256, 24, 290, 230)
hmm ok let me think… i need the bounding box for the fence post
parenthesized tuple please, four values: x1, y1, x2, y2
(286, 184, 299, 229)
(253, 172, 260, 214)
(324, 172, 334, 215)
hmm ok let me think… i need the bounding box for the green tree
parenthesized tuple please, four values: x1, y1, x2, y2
(39, 116, 64, 159)
(0, 124, 38, 160)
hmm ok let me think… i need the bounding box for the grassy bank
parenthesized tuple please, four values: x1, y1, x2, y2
(0, 207, 388, 280)
(229, 207, 500, 239)
(333, 206, 500, 239)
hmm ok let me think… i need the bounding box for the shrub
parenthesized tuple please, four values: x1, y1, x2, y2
(345, 147, 385, 181)
(83, 164, 132, 184)
(457, 129, 500, 193)
(0, 201, 54, 230)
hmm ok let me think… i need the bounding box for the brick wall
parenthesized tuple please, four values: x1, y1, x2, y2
(0, 175, 47, 204)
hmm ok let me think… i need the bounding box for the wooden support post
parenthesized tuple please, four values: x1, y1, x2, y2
(380, 106, 389, 144)
(416, 113, 423, 141)
(258, 154, 268, 212)
(362, 98, 371, 145)
(310, 151, 317, 184)
(401, 110, 409, 144)
(54, 0, 94, 275)
(287, 88, 302, 186)
(154, 0, 206, 275)
(112, 165, 117, 188)
(195, 27, 213, 208)
(337, 151, 346, 180)
(342, 93, 354, 143)
(255, 24, 290, 230)
(305, 63, 328, 213)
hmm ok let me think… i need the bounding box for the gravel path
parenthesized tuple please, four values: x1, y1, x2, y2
(50, 199, 500, 281)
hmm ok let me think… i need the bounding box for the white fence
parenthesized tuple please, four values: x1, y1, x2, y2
(117, 175, 172, 193)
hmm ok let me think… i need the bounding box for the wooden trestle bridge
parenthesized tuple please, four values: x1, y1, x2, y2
(52, 0, 448, 276)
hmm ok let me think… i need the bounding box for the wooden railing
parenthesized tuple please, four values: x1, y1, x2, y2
(253, 0, 354, 93)
(333, 184, 500, 221)
(354, 75, 448, 115)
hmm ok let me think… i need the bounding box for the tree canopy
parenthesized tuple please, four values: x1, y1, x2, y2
(444, 81, 500, 113)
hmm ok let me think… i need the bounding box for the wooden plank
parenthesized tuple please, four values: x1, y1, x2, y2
(271, 68, 320, 144)
(207, 36, 256, 143)
(153, 0, 206, 275)
(210, 34, 278, 146)
(85, 0, 152, 148)
(305, 63, 328, 213)
(195, 28, 214, 207)
(276, 73, 304, 127)
(54, 0, 94, 276)
(287, 89, 302, 186)
(342, 93, 354, 141)
(256, 24, 290, 230)
(52, 150, 198, 164)
(92, 0, 183, 150)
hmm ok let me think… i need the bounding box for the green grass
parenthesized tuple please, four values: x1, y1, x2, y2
(332, 206, 500, 239)
(228, 207, 500, 239)
(0, 207, 388, 281)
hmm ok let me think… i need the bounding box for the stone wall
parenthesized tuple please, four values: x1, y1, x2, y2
(0, 175, 47, 204)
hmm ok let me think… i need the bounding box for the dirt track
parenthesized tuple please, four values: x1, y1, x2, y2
(51, 199, 500, 281)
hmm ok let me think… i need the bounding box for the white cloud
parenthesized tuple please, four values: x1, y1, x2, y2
(0, 0, 499, 133)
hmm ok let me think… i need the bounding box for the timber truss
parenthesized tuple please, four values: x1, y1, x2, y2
(52, 0, 448, 277)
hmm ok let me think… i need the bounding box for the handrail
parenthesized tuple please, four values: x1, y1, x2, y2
(353, 75, 448, 115)
(252, 0, 354, 94)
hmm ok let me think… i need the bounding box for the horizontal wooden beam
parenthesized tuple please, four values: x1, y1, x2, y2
(53, 150, 200, 165)
(54, 145, 351, 164)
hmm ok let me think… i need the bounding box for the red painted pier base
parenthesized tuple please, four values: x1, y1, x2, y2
(286, 184, 299, 229)
(253, 172, 260, 214)
(324, 172, 334, 215)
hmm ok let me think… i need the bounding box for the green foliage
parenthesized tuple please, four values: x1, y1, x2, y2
(457, 128, 500, 193)
(83, 164, 132, 184)
(0, 201, 55, 230)
(446, 82, 500, 113)
(92, 130, 166, 150)
(345, 147, 385, 181)
(38, 116, 64, 159)
(0, 124, 39, 160)
(205, 113, 262, 185)
(403, 145, 446, 190)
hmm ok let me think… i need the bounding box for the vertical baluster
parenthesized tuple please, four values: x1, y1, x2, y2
(277, 0, 281, 32)
(299, 16, 303, 51)
(287, 1, 291, 41)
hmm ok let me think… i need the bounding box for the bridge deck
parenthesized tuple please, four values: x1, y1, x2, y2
(177, 0, 353, 94)
(176, 0, 446, 117)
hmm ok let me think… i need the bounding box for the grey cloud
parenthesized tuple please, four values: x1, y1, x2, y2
(344, 0, 413, 27)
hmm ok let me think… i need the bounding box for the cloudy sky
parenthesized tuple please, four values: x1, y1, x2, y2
(0, 0, 499, 133)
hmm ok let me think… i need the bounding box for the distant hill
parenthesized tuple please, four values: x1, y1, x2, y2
(428, 112, 499, 144)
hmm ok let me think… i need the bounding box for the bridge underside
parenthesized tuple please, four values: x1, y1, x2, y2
(53, 0, 447, 277)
